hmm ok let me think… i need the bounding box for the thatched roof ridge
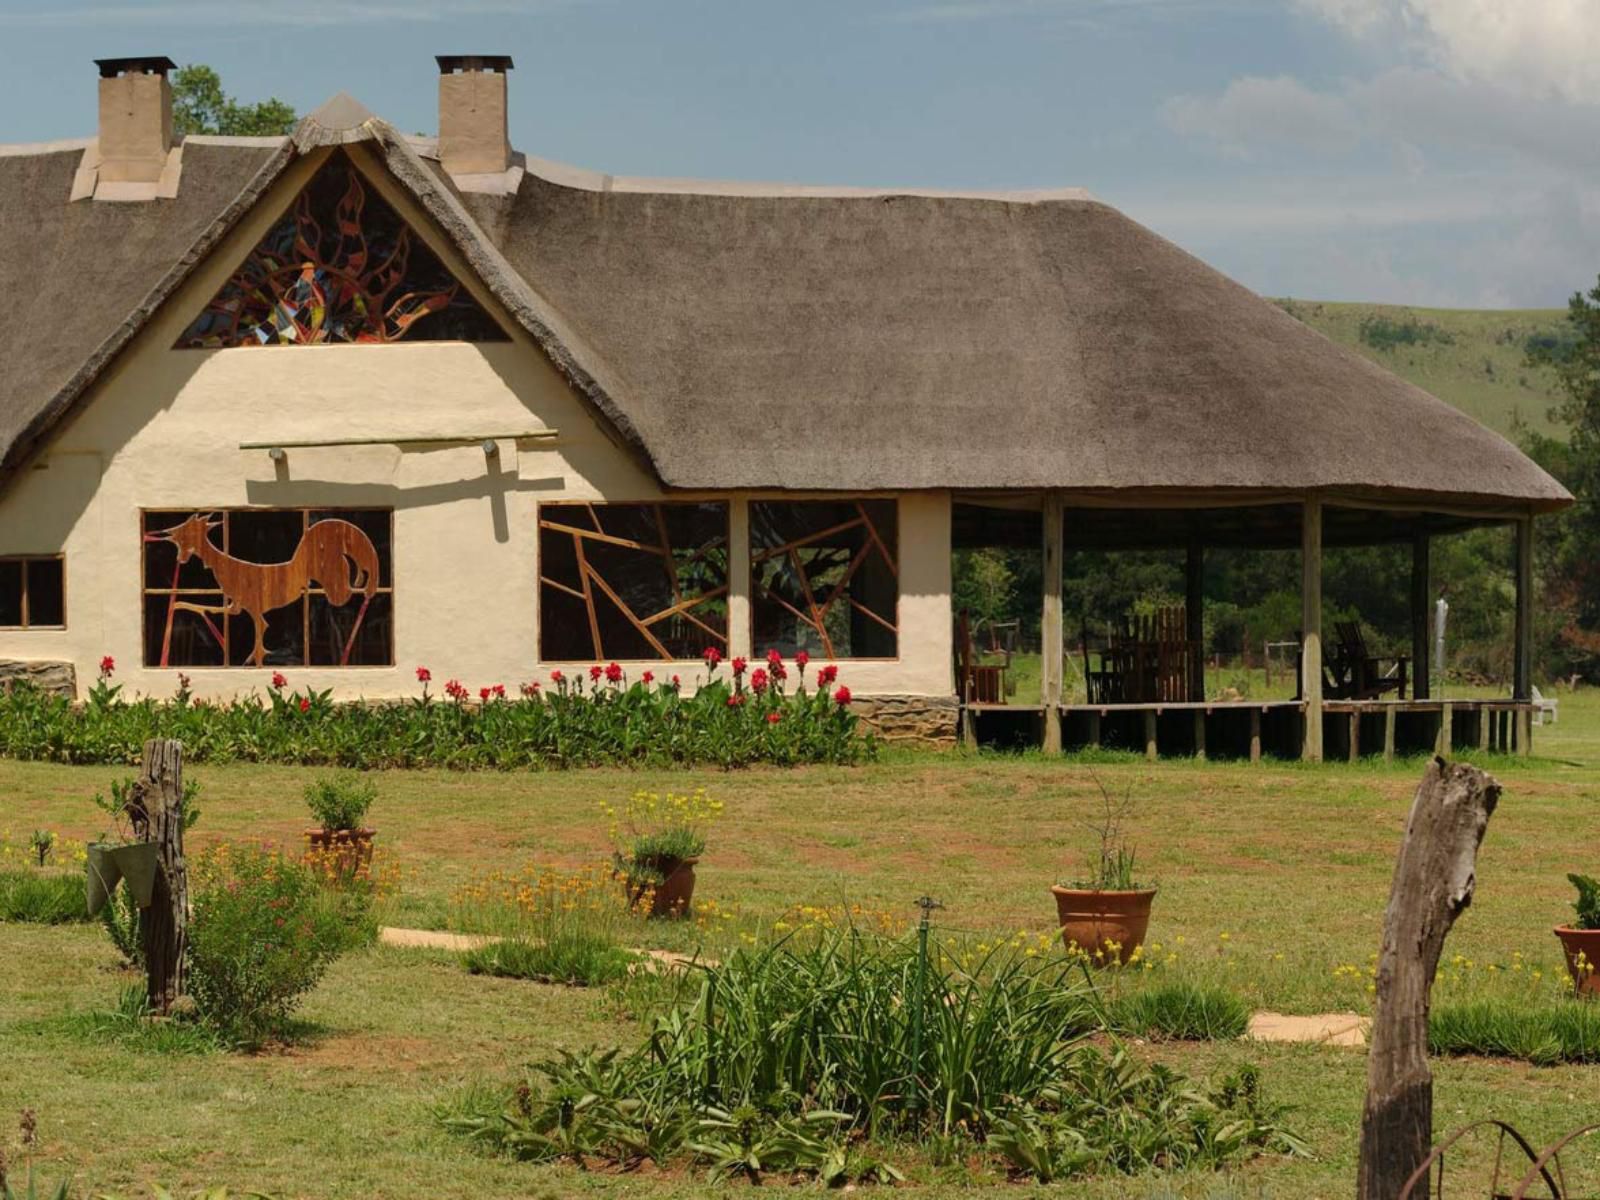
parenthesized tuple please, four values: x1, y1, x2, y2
(0, 98, 1571, 512)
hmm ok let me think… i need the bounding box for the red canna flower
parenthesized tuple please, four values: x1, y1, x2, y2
(479, 687, 492, 702)
(415, 666, 432, 684)
(703, 646, 723, 668)
(271, 671, 287, 690)
(99, 655, 115, 678)
(727, 692, 747, 707)
(642, 671, 654, 685)
(671, 674, 681, 688)
(732, 657, 748, 677)
(444, 679, 468, 702)
(817, 664, 838, 687)
(605, 662, 624, 684)
(589, 665, 604, 682)
(493, 684, 507, 699)
(766, 711, 782, 724)
(550, 669, 564, 684)
(766, 648, 782, 667)
(772, 662, 788, 682)
(521, 681, 541, 697)
(299, 696, 311, 713)
(833, 685, 852, 706)
(750, 668, 769, 694)
(795, 650, 810, 671)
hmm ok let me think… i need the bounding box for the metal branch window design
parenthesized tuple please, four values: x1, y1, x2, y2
(175, 153, 507, 347)
(141, 509, 393, 668)
(0, 556, 65, 629)
(750, 500, 899, 659)
(539, 502, 729, 662)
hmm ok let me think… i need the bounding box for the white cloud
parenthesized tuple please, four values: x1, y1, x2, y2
(1296, 0, 1600, 104)
(1161, 75, 1362, 157)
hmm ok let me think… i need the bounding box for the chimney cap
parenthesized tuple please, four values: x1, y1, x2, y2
(436, 54, 514, 74)
(95, 56, 178, 79)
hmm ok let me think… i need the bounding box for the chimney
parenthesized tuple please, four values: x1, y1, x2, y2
(94, 57, 176, 184)
(436, 55, 513, 176)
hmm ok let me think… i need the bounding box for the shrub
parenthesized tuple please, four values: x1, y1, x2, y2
(441, 928, 1305, 1183)
(185, 843, 355, 1044)
(463, 932, 638, 987)
(452, 862, 642, 987)
(303, 772, 377, 832)
(100, 878, 143, 967)
(0, 870, 87, 925)
(1358, 312, 1454, 351)
(1430, 997, 1600, 1065)
(1570, 873, 1600, 930)
(987, 1055, 1306, 1181)
(1108, 981, 1250, 1041)
(0, 662, 873, 770)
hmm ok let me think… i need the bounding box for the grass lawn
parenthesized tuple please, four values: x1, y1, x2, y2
(1, 695, 1597, 1196)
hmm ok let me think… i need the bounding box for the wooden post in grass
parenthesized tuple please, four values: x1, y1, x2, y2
(1357, 758, 1500, 1200)
(126, 738, 188, 1014)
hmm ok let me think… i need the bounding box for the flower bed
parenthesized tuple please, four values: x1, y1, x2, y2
(0, 652, 873, 769)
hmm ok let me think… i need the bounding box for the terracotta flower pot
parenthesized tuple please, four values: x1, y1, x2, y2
(1554, 926, 1600, 998)
(304, 827, 376, 877)
(627, 857, 699, 919)
(1050, 886, 1157, 965)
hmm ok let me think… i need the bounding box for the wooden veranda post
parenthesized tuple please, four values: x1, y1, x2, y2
(1185, 540, 1205, 702)
(1411, 533, 1430, 700)
(1357, 758, 1500, 1200)
(1041, 492, 1064, 753)
(1301, 496, 1323, 761)
(126, 738, 188, 1014)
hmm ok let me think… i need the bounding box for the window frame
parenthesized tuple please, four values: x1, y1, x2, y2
(139, 507, 395, 669)
(747, 497, 902, 662)
(0, 554, 66, 630)
(537, 499, 733, 664)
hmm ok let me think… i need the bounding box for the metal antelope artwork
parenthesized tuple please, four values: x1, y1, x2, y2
(145, 513, 380, 667)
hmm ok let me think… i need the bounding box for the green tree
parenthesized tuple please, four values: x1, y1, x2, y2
(172, 64, 296, 137)
(1524, 278, 1600, 681)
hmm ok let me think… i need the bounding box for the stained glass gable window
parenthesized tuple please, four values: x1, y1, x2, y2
(176, 154, 508, 347)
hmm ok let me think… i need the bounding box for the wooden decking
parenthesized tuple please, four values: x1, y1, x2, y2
(961, 698, 1536, 762)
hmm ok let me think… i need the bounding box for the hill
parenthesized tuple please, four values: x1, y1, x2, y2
(1274, 299, 1570, 438)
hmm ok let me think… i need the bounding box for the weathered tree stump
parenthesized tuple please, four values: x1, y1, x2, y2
(1357, 757, 1500, 1200)
(125, 738, 188, 1014)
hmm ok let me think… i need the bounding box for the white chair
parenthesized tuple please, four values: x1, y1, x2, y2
(1532, 685, 1558, 725)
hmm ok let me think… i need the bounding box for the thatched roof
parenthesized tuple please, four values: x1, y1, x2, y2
(0, 99, 1570, 515)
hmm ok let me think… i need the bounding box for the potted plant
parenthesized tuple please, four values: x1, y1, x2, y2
(603, 787, 722, 918)
(86, 778, 160, 917)
(1050, 775, 1156, 965)
(1555, 873, 1600, 999)
(303, 772, 379, 875)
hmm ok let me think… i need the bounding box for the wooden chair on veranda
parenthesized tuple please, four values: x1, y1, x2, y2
(1325, 620, 1409, 700)
(956, 610, 1009, 705)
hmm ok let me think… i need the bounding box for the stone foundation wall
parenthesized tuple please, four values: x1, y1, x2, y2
(0, 659, 77, 699)
(847, 694, 959, 748)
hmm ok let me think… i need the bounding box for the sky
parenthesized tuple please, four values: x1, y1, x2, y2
(2, 0, 1598, 309)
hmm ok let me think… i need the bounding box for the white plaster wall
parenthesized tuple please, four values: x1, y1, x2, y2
(0, 146, 954, 702)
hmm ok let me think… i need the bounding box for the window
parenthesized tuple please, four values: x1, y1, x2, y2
(750, 499, 898, 659)
(539, 502, 729, 661)
(0, 556, 65, 628)
(142, 509, 393, 668)
(175, 153, 507, 347)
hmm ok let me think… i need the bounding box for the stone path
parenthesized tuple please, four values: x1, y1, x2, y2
(1247, 1010, 1370, 1047)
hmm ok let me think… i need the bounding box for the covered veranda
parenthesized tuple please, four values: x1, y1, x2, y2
(952, 491, 1542, 762)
